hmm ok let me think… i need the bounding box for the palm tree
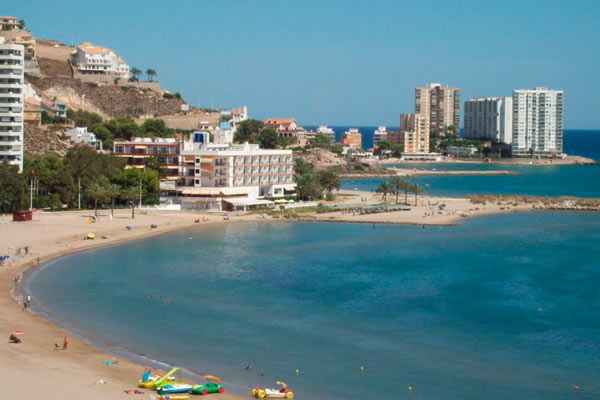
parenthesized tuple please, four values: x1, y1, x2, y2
(104, 183, 121, 217)
(130, 67, 142, 81)
(121, 187, 140, 219)
(296, 173, 323, 201)
(375, 181, 393, 203)
(318, 171, 341, 195)
(85, 183, 105, 217)
(146, 69, 157, 82)
(391, 176, 407, 204)
(412, 183, 423, 206)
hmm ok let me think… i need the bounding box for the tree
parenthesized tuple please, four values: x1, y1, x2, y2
(92, 123, 113, 150)
(529, 147, 535, 158)
(85, 183, 106, 217)
(294, 157, 314, 176)
(121, 187, 140, 219)
(234, 119, 264, 143)
(309, 132, 331, 149)
(141, 118, 169, 137)
(318, 171, 341, 195)
(391, 176, 407, 204)
(412, 183, 423, 206)
(0, 162, 27, 213)
(254, 128, 282, 149)
(374, 139, 392, 156)
(104, 184, 121, 217)
(18, 19, 26, 29)
(391, 144, 404, 158)
(296, 173, 323, 201)
(146, 69, 157, 82)
(375, 181, 393, 203)
(146, 156, 168, 179)
(443, 125, 459, 138)
(130, 67, 142, 81)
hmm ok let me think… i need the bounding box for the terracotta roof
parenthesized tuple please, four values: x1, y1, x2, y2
(264, 118, 296, 125)
(0, 16, 17, 21)
(232, 108, 243, 115)
(77, 42, 111, 55)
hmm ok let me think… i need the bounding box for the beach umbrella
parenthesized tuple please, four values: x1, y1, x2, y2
(11, 330, 24, 335)
(276, 381, 287, 389)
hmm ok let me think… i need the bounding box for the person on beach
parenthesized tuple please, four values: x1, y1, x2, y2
(63, 337, 68, 350)
(27, 295, 31, 307)
(23, 301, 28, 311)
(8, 334, 21, 344)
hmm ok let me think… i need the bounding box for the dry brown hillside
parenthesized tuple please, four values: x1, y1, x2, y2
(26, 41, 187, 119)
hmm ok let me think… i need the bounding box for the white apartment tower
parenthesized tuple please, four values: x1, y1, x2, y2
(0, 42, 24, 172)
(512, 87, 563, 157)
(464, 97, 513, 144)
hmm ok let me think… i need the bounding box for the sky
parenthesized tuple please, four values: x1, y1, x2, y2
(10, 0, 600, 128)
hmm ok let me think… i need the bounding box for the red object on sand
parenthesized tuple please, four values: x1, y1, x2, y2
(11, 331, 24, 335)
(63, 337, 68, 350)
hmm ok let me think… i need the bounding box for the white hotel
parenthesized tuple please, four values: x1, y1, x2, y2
(512, 87, 563, 157)
(161, 132, 296, 211)
(0, 41, 24, 172)
(464, 97, 513, 144)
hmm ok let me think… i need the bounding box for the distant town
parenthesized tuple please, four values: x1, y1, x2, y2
(0, 14, 574, 213)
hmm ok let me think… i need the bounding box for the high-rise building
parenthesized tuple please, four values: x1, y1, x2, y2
(464, 97, 513, 144)
(399, 113, 428, 153)
(0, 42, 24, 172)
(512, 87, 563, 157)
(341, 128, 362, 149)
(415, 83, 460, 136)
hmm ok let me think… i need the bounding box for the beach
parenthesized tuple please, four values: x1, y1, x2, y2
(0, 210, 254, 400)
(0, 196, 592, 399)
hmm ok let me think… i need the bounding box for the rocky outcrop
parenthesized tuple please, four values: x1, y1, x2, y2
(24, 124, 71, 159)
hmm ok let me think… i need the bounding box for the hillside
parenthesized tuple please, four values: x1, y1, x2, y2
(26, 41, 187, 119)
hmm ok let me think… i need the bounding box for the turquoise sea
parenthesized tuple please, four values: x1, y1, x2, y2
(342, 130, 600, 197)
(27, 212, 600, 400)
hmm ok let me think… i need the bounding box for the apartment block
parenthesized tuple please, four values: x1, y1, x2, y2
(399, 113, 428, 153)
(464, 97, 513, 144)
(512, 87, 563, 157)
(72, 42, 129, 79)
(341, 128, 362, 148)
(415, 83, 460, 136)
(0, 42, 24, 171)
(113, 137, 181, 180)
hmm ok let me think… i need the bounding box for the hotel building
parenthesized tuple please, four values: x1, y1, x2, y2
(163, 132, 295, 210)
(512, 87, 563, 157)
(415, 83, 460, 136)
(0, 42, 24, 171)
(113, 137, 181, 181)
(464, 97, 513, 144)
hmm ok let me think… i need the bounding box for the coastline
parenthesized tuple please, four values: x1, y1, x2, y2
(0, 210, 257, 400)
(368, 155, 598, 166)
(2, 196, 599, 399)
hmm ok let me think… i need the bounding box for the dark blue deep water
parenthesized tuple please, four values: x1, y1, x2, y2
(28, 213, 600, 400)
(342, 130, 600, 198)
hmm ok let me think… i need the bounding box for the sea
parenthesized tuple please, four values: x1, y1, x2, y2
(25, 129, 600, 400)
(27, 214, 600, 399)
(337, 129, 600, 198)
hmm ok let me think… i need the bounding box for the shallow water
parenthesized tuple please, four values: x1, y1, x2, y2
(27, 212, 600, 399)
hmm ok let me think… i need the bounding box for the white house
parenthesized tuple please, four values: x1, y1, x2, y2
(65, 127, 101, 150)
(72, 42, 129, 79)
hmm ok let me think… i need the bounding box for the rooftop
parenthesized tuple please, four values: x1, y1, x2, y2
(76, 42, 112, 55)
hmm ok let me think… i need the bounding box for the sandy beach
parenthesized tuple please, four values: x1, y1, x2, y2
(0, 209, 258, 400)
(0, 198, 550, 399)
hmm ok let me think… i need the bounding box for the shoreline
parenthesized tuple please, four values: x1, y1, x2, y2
(2, 197, 600, 399)
(0, 210, 258, 400)
(368, 154, 598, 166)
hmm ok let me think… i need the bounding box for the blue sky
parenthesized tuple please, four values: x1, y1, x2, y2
(10, 0, 600, 128)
